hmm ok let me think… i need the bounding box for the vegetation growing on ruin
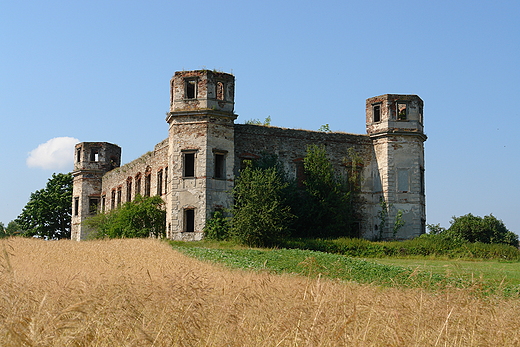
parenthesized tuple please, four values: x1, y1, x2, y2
(84, 195, 166, 239)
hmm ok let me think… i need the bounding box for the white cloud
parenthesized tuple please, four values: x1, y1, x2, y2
(27, 137, 80, 170)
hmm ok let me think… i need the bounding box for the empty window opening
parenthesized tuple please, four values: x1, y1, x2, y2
(76, 147, 81, 163)
(74, 197, 79, 216)
(135, 175, 141, 196)
(183, 152, 196, 177)
(144, 174, 151, 197)
(117, 187, 122, 207)
(89, 198, 99, 215)
(164, 167, 168, 194)
(126, 179, 132, 202)
(184, 209, 195, 232)
(397, 102, 407, 120)
(373, 105, 381, 122)
(157, 170, 163, 195)
(101, 195, 106, 213)
(185, 79, 197, 99)
(90, 148, 100, 162)
(214, 153, 225, 179)
(111, 190, 116, 210)
(216, 81, 225, 100)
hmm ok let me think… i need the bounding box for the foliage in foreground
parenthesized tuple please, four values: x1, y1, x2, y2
(84, 195, 166, 238)
(16, 173, 72, 239)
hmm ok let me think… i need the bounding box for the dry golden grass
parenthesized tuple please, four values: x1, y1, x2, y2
(1, 237, 519, 346)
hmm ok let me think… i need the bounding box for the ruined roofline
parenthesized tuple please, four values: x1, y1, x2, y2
(235, 123, 370, 139)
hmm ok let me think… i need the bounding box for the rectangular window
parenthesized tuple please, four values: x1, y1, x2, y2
(157, 170, 163, 195)
(373, 105, 381, 122)
(398, 169, 410, 192)
(420, 167, 425, 195)
(184, 209, 195, 232)
(89, 198, 99, 215)
(214, 153, 225, 179)
(90, 148, 100, 162)
(185, 79, 197, 99)
(373, 169, 382, 192)
(74, 197, 79, 216)
(76, 147, 81, 163)
(183, 152, 196, 178)
(397, 102, 407, 120)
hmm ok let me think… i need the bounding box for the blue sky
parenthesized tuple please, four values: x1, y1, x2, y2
(1, 0, 519, 234)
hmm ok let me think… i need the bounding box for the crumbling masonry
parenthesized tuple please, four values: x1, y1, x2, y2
(71, 70, 426, 241)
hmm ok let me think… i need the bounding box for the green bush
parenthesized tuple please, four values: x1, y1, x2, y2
(84, 195, 166, 239)
(204, 210, 230, 241)
(447, 213, 518, 246)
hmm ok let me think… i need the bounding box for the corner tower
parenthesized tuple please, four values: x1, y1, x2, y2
(71, 142, 121, 241)
(366, 94, 426, 239)
(166, 70, 237, 240)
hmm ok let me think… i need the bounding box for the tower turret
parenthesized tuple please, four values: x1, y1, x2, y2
(71, 142, 121, 240)
(165, 70, 237, 240)
(366, 94, 426, 239)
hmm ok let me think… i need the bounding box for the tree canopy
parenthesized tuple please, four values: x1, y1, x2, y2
(447, 213, 518, 247)
(16, 173, 72, 239)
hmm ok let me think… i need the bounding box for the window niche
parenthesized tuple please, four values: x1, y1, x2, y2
(185, 79, 197, 99)
(397, 169, 410, 193)
(373, 104, 381, 123)
(184, 209, 195, 232)
(397, 102, 407, 120)
(182, 151, 196, 178)
(74, 197, 79, 216)
(216, 81, 225, 100)
(157, 169, 163, 196)
(213, 150, 227, 179)
(126, 178, 132, 202)
(89, 198, 99, 215)
(90, 148, 100, 162)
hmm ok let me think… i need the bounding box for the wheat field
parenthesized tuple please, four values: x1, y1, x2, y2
(1, 238, 519, 346)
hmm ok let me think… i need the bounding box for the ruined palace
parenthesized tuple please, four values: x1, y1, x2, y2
(71, 69, 426, 241)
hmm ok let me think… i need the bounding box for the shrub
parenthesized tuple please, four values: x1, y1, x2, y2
(447, 213, 518, 247)
(85, 195, 166, 238)
(204, 210, 230, 241)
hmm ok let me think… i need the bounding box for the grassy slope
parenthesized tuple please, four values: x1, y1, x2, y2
(171, 241, 520, 297)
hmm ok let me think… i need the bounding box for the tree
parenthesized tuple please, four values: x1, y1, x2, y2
(291, 144, 355, 238)
(230, 164, 293, 247)
(85, 195, 166, 239)
(447, 213, 518, 247)
(16, 173, 72, 239)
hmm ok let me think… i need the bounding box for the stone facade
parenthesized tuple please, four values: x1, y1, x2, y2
(71, 70, 427, 241)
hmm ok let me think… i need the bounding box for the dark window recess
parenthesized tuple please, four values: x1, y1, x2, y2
(74, 197, 79, 216)
(214, 153, 225, 179)
(101, 195, 106, 213)
(184, 152, 195, 177)
(144, 174, 151, 197)
(90, 148, 100, 162)
(157, 170, 163, 195)
(76, 148, 81, 163)
(373, 105, 381, 122)
(126, 180, 132, 202)
(89, 198, 99, 215)
(164, 167, 168, 194)
(184, 209, 195, 232)
(135, 175, 141, 196)
(186, 80, 196, 99)
(111, 190, 116, 210)
(117, 187, 122, 207)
